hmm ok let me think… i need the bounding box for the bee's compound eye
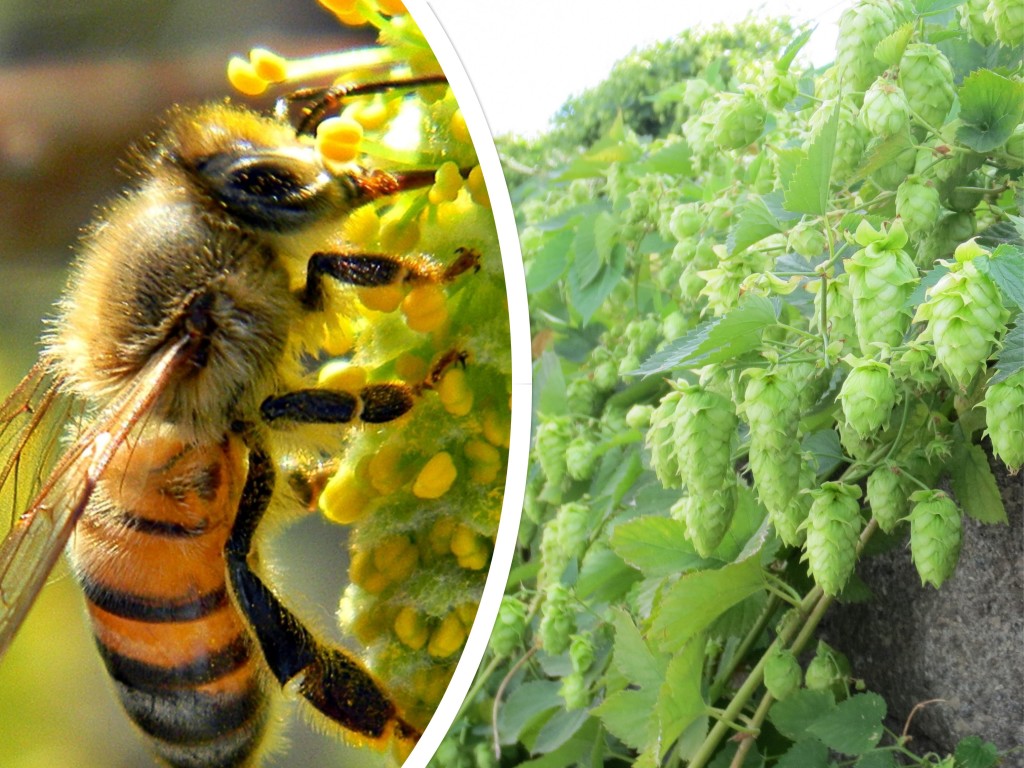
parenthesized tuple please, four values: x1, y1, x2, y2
(192, 150, 334, 232)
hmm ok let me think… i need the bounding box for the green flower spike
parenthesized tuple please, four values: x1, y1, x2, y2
(909, 490, 962, 588)
(838, 357, 898, 439)
(801, 482, 863, 596)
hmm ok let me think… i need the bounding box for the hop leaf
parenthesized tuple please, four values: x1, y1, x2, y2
(838, 358, 898, 439)
(980, 370, 1024, 472)
(802, 482, 863, 596)
(909, 490, 962, 588)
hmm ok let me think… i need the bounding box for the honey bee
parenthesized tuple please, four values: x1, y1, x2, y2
(0, 84, 480, 767)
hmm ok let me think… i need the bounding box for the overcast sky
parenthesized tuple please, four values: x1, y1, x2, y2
(427, 0, 851, 137)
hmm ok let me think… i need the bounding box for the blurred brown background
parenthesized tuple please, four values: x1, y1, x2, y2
(0, 2, 392, 766)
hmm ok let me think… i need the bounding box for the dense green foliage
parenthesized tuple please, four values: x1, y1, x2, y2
(438, 2, 1022, 767)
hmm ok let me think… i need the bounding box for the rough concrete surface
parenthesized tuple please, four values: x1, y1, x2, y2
(824, 454, 1024, 766)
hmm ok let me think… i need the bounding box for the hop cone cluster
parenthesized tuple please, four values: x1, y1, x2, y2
(742, 370, 802, 535)
(539, 583, 575, 655)
(909, 490, 962, 588)
(838, 358, 898, 438)
(802, 482, 863, 596)
(913, 248, 1009, 389)
(899, 43, 955, 128)
(846, 219, 918, 354)
(489, 596, 527, 656)
(981, 370, 1024, 472)
(712, 91, 768, 150)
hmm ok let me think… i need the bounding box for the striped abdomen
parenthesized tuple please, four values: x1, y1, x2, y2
(70, 435, 269, 768)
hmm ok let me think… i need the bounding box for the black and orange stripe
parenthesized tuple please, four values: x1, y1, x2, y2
(70, 436, 268, 768)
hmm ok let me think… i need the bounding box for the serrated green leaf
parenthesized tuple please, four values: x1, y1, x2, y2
(874, 22, 914, 66)
(956, 69, 1024, 153)
(905, 263, 950, 309)
(536, 349, 568, 416)
(572, 214, 602, 289)
(638, 141, 693, 175)
(851, 130, 918, 185)
(592, 688, 657, 750)
(594, 211, 618, 265)
(532, 708, 591, 755)
(655, 639, 707, 758)
(610, 515, 707, 576)
(568, 243, 626, 324)
(769, 689, 837, 741)
(517, 718, 600, 768)
(527, 229, 573, 292)
(990, 323, 1023, 384)
(608, 607, 666, 689)
(854, 751, 898, 768)
(635, 296, 779, 375)
(784, 99, 838, 215)
(981, 245, 1024, 309)
(806, 693, 887, 756)
(576, 544, 640, 603)
(497, 680, 563, 744)
(778, 28, 813, 72)
(802, 430, 845, 477)
(777, 739, 830, 768)
(649, 556, 765, 654)
(954, 735, 1000, 768)
(729, 195, 784, 255)
(950, 441, 1007, 524)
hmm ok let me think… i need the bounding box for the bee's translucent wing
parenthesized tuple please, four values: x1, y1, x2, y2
(0, 337, 192, 660)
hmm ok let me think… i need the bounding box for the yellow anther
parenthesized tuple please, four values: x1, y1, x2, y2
(319, 469, 373, 525)
(249, 48, 289, 83)
(317, 361, 367, 392)
(357, 284, 403, 313)
(352, 98, 390, 131)
(368, 442, 408, 494)
(374, 535, 418, 581)
(402, 284, 448, 333)
(393, 606, 429, 650)
(227, 57, 268, 96)
(428, 516, 457, 554)
(482, 408, 511, 448)
(456, 601, 478, 626)
(376, 0, 407, 15)
(342, 205, 380, 246)
(316, 117, 364, 164)
(350, 550, 389, 593)
(427, 613, 467, 658)
(395, 353, 427, 382)
(412, 451, 457, 499)
(379, 217, 421, 252)
(449, 524, 479, 557)
(437, 367, 473, 416)
(450, 110, 470, 144)
(467, 165, 490, 208)
(428, 161, 463, 205)
(465, 439, 501, 484)
(319, 0, 358, 12)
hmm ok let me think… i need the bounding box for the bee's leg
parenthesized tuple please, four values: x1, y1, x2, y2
(260, 350, 467, 427)
(301, 248, 480, 310)
(276, 75, 449, 135)
(225, 446, 421, 745)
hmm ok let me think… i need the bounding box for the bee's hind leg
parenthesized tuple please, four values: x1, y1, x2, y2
(224, 446, 421, 745)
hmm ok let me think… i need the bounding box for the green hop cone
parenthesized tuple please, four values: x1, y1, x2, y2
(809, 272, 859, 355)
(566, 377, 600, 416)
(565, 434, 597, 481)
(898, 44, 955, 129)
(625, 403, 655, 430)
(861, 76, 911, 137)
(990, 0, 1024, 47)
(535, 416, 573, 489)
(895, 177, 941, 239)
(569, 633, 596, 674)
(489, 596, 528, 657)
(670, 203, 703, 240)
(839, 358, 898, 438)
(980, 370, 1024, 472)
(867, 461, 909, 533)
(559, 671, 589, 711)
(711, 91, 767, 150)
(671, 483, 738, 558)
(802, 482, 863, 596)
(742, 370, 802, 520)
(554, 501, 592, 562)
(773, 456, 815, 547)
(764, 647, 802, 701)
(647, 390, 684, 487)
(913, 245, 1010, 389)
(892, 341, 943, 391)
(909, 490, 962, 588)
(835, 0, 899, 93)
(539, 583, 576, 656)
(804, 641, 852, 700)
(846, 219, 918, 354)
(788, 219, 827, 258)
(673, 383, 738, 494)
(960, 0, 997, 45)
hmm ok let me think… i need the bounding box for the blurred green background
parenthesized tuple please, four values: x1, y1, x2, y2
(0, 2, 396, 766)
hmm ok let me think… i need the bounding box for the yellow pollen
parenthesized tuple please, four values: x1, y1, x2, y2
(427, 613, 467, 658)
(249, 48, 289, 83)
(402, 284, 448, 333)
(413, 452, 457, 499)
(226, 57, 267, 96)
(318, 362, 368, 391)
(393, 606, 429, 650)
(320, 469, 373, 525)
